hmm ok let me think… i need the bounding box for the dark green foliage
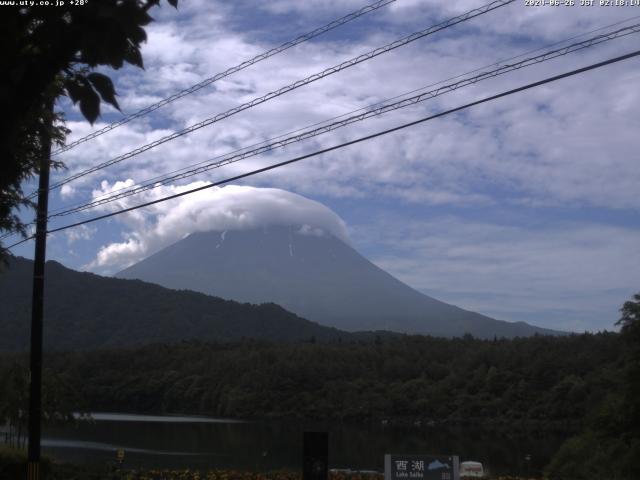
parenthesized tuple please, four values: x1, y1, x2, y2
(0, 301, 633, 477)
(0, 84, 68, 261)
(619, 295, 640, 441)
(86, 73, 120, 111)
(617, 293, 640, 332)
(0, 360, 80, 451)
(546, 432, 640, 480)
(0, 363, 29, 449)
(0, 0, 178, 255)
(64, 74, 102, 124)
(545, 292, 640, 480)
(0, 332, 621, 427)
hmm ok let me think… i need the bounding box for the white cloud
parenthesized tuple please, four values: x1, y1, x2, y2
(59, 184, 77, 200)
(87, 184, 349, 273)
(52, 8, 640, 213)
(65, 224, 97, 245)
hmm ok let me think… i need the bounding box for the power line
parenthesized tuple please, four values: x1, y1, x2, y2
(8, 48, 639, 250)
(7, 16, 639, 240)
(52, 14, 640, 216)
(48, 22, 640, 218)
(6, 13, 638, 244)
(50, 0, 397, 157)
(40, 0, 515, 196)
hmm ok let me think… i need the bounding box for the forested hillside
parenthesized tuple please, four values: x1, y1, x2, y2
(1, 333, 622, 425)
(0, 257, 350, 350)
(2, 326, 637, 478)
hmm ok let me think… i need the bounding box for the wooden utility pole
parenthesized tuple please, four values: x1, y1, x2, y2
(27, 101, 53, 480)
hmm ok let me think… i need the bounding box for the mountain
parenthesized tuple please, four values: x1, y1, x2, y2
(0, 256, 352, 352)
(117, 226, 562, 338)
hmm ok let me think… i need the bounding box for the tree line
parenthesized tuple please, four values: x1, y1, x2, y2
(0, 332, 624, 426)
(2, 293, 639, 479)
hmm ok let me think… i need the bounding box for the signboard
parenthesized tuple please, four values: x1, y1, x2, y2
(384, 454, 459, 480)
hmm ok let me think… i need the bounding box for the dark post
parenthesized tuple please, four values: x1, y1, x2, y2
(27, 103, 53, 480)
(303, 431, 328, 480)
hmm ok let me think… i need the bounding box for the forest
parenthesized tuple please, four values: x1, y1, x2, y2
(2, 333, 620, 425)
(2, 293, 639, 479)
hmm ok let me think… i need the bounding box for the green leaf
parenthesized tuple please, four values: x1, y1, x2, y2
(64, 78, 83, 105)
(127, 25, 147, 46)
(77, 78, 101, 124)
(87, 72, 120, 111)
(123, 43, 144, 69)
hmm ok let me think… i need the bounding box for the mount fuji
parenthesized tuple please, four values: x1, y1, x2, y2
(116, 225, 561, 338)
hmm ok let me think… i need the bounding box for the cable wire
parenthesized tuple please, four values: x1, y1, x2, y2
(7, 15, 639, 240)
(55, 14, 640, 215)
(7, 48, 639, 250)
(39, 0, 515, 196)
(50, 0, 397, 157)
(49, 22, 640, 217)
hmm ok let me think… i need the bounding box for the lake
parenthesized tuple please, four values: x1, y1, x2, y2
(42, 413, 569, 476)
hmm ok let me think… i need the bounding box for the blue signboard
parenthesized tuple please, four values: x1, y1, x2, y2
(384, 454, 459, 480)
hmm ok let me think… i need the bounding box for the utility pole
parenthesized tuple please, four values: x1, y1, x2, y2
(27, 100, 53, 480)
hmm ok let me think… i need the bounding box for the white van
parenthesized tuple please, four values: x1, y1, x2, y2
(460, 461, 484, 478)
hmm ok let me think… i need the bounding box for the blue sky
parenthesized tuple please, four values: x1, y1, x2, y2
(9, 0, 640, 333)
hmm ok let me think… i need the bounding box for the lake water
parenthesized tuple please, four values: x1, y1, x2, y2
(41, 413, 568, 476)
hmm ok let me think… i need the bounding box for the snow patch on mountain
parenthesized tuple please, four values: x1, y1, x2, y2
(297, 224, 332, 238)
(216, 230, 227, 249)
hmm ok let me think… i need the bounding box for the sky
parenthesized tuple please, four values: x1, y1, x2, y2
(8, 0, 640, 333)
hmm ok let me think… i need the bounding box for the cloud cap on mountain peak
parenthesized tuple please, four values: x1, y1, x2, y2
(89, 183, 350, 273)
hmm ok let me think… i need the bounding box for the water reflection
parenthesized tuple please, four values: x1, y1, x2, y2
(43, 413, 568, 476)
(43, 438, 208, 456)
(75, 413, 245, 423)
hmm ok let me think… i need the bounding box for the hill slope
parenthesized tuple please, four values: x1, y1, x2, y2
(0, 256, 350, 352)
(117, 226, 562, 338)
